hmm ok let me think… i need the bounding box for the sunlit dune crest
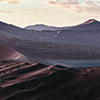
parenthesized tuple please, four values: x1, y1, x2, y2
(0, 44, 30, 63)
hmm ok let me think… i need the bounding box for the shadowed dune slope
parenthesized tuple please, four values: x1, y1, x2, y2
(0, 62, 100, 100)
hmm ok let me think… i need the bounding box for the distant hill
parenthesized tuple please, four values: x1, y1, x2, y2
(25, 24, 69, 31)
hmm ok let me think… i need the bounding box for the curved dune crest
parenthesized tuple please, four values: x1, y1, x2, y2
(0, 44, 30, 63)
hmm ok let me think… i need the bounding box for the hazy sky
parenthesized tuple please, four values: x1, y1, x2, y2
(0, 0, 100, 27)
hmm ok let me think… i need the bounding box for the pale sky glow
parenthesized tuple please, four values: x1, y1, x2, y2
(0, 0, 100, 27)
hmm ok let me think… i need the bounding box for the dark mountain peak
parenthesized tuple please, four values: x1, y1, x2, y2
(0, 21, 13, 25)
(25, 24, 49, 28)
(0, 21, 6, 25)
(81, 19, 99, 25)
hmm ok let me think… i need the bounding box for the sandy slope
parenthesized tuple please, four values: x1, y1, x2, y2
(0, 62, 100, 100)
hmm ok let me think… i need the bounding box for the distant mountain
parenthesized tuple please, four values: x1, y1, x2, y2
(1, 20, 100, 47)
(1, 19, 100, 61)
(25, 24, 69, 31)
(70, 19, 100, 30)
(25, 19, 100, 31)
(80, 19, 98, 25)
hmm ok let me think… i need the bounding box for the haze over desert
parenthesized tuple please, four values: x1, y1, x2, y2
(0, 18, 99, 100)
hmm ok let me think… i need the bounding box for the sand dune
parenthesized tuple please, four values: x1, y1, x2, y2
(0, 19, 100, 100)
(25, 24, 69, 31)
(0, 61, 99, 100)
(0, 44, 30, 63)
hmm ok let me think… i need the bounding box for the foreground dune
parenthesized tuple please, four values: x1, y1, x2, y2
(0, 61, 100, 100)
